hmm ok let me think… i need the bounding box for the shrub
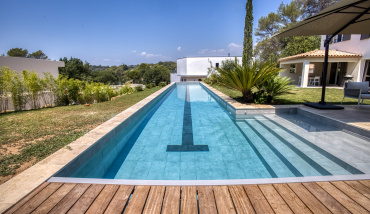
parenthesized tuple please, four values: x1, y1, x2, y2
(0, 67, 14, 112)
(120, 84, 134, 95)
(22, 70, 43, 109)
(217, 59, 280, 103)
(145, 84, 153, 89)
(10, 73, 26, 111)
(40, 73, 57, 107)
(55, 76, 70, 106)
(158, 82, 167, 87)
(135, 85, 143, 92)
(260, 75, 293, 103)
(150, 83, 156, 88)
(93, 83, 109, 102)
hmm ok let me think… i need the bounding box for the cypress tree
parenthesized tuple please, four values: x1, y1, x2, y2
(242, 0, 253, 66)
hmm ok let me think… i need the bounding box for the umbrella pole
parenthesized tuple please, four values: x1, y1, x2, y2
(319, 39, 330, 105)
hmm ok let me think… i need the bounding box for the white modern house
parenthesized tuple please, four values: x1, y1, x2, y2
(279, 34, 370, 87)
(171, 56, 242, 82)
(0, 56, 65, 78)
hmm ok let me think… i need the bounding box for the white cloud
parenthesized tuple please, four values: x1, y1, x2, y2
(177, 46, 182, 51)
(198, 49, 225, 55)
(140, 52, 147, 56)
(103, 59, 111, 61)
(228, 43, 242, 49)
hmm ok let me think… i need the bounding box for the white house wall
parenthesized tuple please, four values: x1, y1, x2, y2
(320, 35, 370, 59)
(0, 56, 65, 78)
(185, 57, 242, 76)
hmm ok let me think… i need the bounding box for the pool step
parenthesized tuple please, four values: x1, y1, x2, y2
(235, 116, 364, 178)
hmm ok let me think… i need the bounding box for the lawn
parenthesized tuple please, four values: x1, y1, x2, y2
(0, 87, 161, 184)
(211, 84, 370, 105)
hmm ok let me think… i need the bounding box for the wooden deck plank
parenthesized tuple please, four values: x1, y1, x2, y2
(288, 183, 331, 214)
(162, 186, 180, 214)
(14, 182, 63, 214)
(259, 184, 293, 214)
(302, 182, 350, 214)
(213, 186, 236, 214)
(48, 183, 91, 214)
(67, 184, 105, 214)
(124, 186, 150, 214)
(345, 180, 370, 199)
(32, 183, 76, 214)
(197, 186, 217, 214)
(331, 181, 370, 212)
(359, 180, 370, 189)
(86, 185, 119, 214)
(243, 185, 274, 214)
(273, 184, 312, 214)
(228, 185, 254, 214)
(142, 186, 165, 214)
(4, 182, 50, 214)
(316, 182, 368, 214)
(104, 185, 134, 214)
(180, 186, 198, 214)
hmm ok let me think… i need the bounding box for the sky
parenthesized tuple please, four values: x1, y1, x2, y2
(0, 0, 293, 66)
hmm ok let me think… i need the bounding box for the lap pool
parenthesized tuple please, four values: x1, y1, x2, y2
(53, 83, 369, 182)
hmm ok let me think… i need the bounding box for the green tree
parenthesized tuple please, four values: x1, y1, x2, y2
(254, 0, 325, 61)
(127, 70, 141, 83)
(58, 57, 91, 80)
(217, 60, 280, 103)
(7, 48, 28, 57)
(92, 70, 118, 84)
(242, 0, 253, 66)
(143, 65, 170, 85)
(28, 50, 48, 59)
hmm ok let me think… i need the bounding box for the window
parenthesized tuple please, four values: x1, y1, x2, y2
(215, 63, 219, 69)
(309, 64, 315, 73)
(289, 64, 296, 73)
(326, 34, 351, 44)
(361, 34, 370, 40)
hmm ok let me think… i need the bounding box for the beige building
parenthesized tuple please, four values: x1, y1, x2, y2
(0, 56, 65, 78)
(279, 34, 370, 87)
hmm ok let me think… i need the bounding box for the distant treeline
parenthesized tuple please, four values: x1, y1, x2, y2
(59, 57, 176, 85)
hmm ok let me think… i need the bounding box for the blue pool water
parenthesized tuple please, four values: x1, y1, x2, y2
(62, 83, 365, 180)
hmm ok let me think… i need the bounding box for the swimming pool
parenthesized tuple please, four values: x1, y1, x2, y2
(54, 83, 369, 181)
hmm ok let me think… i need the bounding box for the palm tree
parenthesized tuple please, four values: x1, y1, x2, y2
(217, 59, 280, 103)
(260, 75, 293, 103)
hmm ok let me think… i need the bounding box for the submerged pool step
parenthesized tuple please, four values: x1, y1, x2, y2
(255, 115, 364, 176)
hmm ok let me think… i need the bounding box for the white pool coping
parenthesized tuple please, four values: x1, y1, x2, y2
(48, 174, 370, 186)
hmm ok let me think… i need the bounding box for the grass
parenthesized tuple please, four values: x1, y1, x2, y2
(0, 87, 161, 182)
(211, 84, 370, 105)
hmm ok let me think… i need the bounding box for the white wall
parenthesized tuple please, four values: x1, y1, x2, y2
(0, 56, 65, 78)
(320, 35, 370, 59)
(185, 57, 242, 76)
(170, 73, 181, 82)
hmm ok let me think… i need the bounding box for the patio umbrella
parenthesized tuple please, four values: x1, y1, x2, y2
(275, 0, 370, 109)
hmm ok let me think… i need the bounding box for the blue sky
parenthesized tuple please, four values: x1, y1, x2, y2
(0, 0, 292, 66)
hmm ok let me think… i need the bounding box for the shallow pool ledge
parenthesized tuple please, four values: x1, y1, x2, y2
(200, 82, 300, 116)
(0, 83, 175, 213)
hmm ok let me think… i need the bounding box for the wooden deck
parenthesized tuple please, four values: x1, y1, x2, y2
(4, 180, 370, 214)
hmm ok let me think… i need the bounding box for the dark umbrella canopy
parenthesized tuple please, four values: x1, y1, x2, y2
(276, 0, 370, 37)
(274, 0, 370, 109)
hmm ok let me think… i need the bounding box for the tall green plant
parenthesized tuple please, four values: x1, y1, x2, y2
(23, 70, 43, 109)
(242, 0, 254, 66)
(10, 73, 27, 111)
(261, 75, 293, 103)
(217, 59, 280, 103)
(0, 67, 15, 112)
(40, 73, 57, 107)
(55, 76, 70, 106)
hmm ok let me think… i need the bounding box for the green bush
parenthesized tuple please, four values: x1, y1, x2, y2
(23, 70, 43, 109)
(150, 83, 156, 88)
(158, 82, 167, 87)
(145, 84, 153, 89)
(119, 84, 134, 95)
(55, 76, 70, 106)
(10, 73, 26, 111)
(135, 85, 143, 92)
(0, 67, 14, 112)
